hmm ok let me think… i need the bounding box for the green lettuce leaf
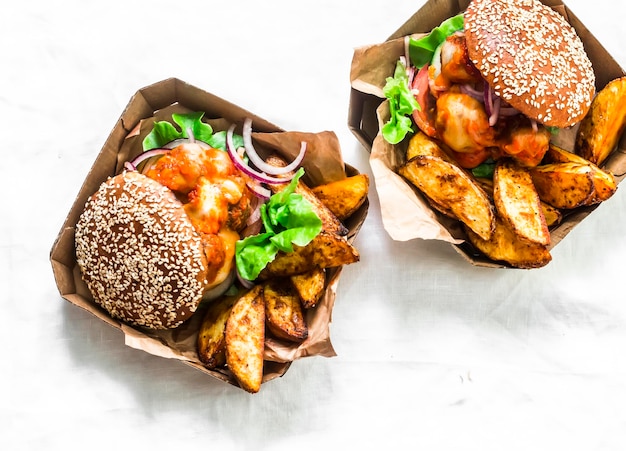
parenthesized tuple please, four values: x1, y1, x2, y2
(382, 59, 421, 144)
(235, 168, 322, 281)
(235, 232, 279, 282)
(208, 130, 244, 152)
(142, 111, 243, 151)
(409, 13, 464, 69)
(471, 160, 496, 179)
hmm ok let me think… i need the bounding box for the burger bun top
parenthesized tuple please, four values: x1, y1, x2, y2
(75, 171, 210, 329)
(464, 0, 595, 128)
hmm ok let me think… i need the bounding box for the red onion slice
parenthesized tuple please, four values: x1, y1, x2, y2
(225, 125, 291, 185)
(127, 139, 209, 172)
(246, 196, 263, 226)
(460, 83, 484, 101)
(530, 119, 538, 133)
(403, 37, 410, 66)
(483, 82, 500, 126)
(242, 118, 306, 175)
(489, 96, 500, 126)
(163, 138, 210, 150)
(126, 148, 171, 171)
(241, 216, 263, 239)
(406, 64, 416, 88)
(236, 269, 256, 289)
(483, 81, 493, 116)
(246, 180, 272, 199)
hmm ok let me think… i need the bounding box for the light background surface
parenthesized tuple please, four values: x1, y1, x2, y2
(3, 1, 626, 449)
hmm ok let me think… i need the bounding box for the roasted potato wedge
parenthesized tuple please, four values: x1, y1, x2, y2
(405, 133, 466, 219)
(545, 144, 617, 204)
(197, 295, 236, 368)
(465, 217, 552, 269)
(576, 76, 626, 166)
(399, 155, 495, 240)
(545, 143, 589, 165)
(493, 160, 550, 245)
(263, 279, 308, 342)
(290, 267, 326, 309)
(266, 155, 347, 236)
(406, 130, 452, 161)
(225, 285, 265, 393)
(258, 231, 359, 279)
(311, 174, 370, 221)
(541, 202, 563, 228)
(587, 167, 618, 204)
(474, 172, 562, 227)
(529, 162, 595, 209)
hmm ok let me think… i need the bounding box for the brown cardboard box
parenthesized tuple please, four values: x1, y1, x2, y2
(50, 78, 368, 390)
(348, 0, 626, 268)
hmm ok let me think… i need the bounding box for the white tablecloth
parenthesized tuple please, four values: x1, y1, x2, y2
(3, 1, 626, 449)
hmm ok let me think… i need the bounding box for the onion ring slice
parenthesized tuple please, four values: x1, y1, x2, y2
(242, 118, 307, 175)
(225, 125, 291, 185)
(126, 148, 171, 171)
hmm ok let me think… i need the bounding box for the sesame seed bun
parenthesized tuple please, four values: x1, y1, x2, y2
(75, 171, 209, 329)
(464, 0, 595, 128)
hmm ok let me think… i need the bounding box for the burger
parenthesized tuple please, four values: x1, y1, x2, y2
(383, 0, 596, 169)
(75, 113, 310, 329)
(75, 139, 254, 329)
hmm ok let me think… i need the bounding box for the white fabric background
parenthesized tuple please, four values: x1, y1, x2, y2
(3, 0, 626, 449)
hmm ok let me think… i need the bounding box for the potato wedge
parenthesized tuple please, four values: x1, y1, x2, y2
(493, 160, 549, 245)
(265, 155, 347, 236)
(587, 167, 618, 204)
(406, 130, 452, 161)
(465, 217, 552, 269)
(541, 202, 563, 228)
(545, 143, 589, 165)
(263, 279, 308, 342)
(290, 267, 326, 309)
(545, 144, 617, 204)
(225, 285, 265, 393)
(405, 133, 465, 219)
(471, 173, 561, 227)
(399, 155, 495, 240)
(197, 295, 236, 369)
(257, 231, 359, 279)
(576, 76, 626, 166)
(529, 162, 595, 209)
(311, 174, 370, 221)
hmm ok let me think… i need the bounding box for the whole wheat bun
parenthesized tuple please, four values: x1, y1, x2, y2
(464, 0, 595, 128)
(75, 171, 210, 329)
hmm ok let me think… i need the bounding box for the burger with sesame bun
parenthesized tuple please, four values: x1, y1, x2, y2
(382, 0, 595, 169)
(75, 112, 313, 329)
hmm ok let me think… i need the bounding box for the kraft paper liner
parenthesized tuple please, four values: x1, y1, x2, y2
(348, 1, 626, 266)
(50, 78, 368, 389)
